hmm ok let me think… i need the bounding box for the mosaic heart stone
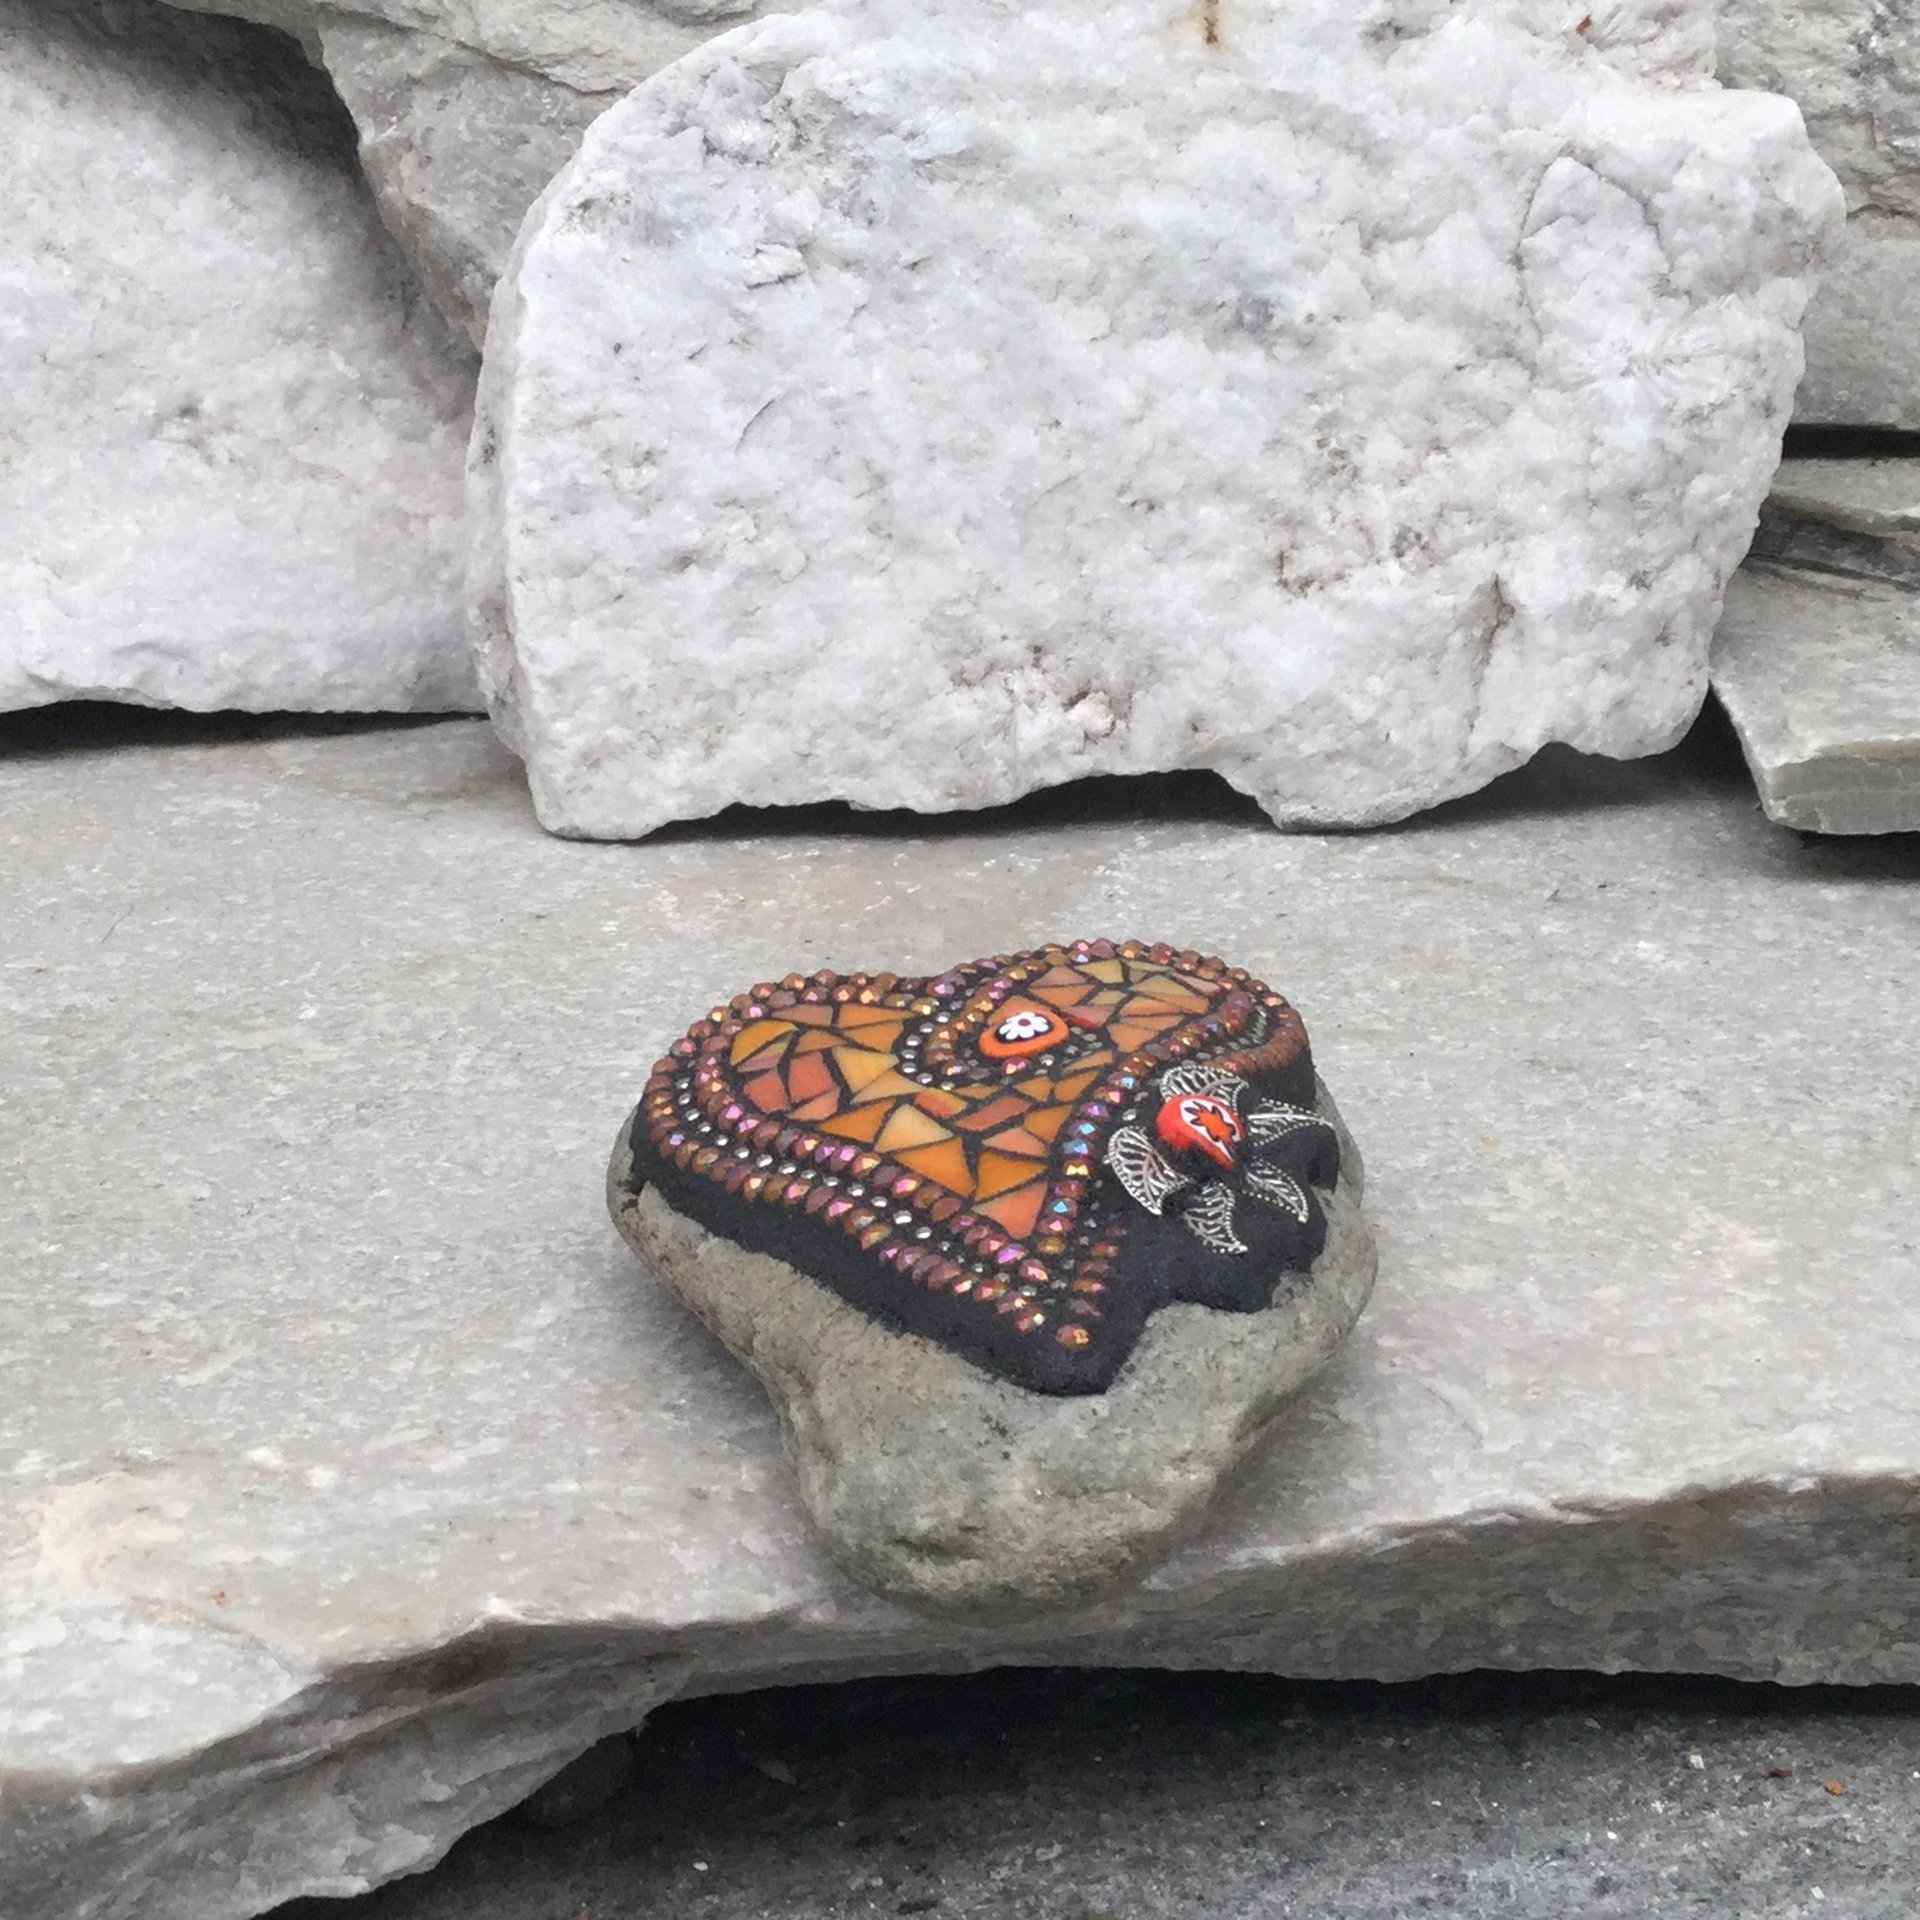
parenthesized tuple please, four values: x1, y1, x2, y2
(623, 939, 1342, 1394)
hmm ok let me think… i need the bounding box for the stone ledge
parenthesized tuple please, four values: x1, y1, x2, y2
(2, 715, 1915, 1917)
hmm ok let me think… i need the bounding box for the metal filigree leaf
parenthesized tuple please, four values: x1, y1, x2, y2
(1106, 1126, 1190, 1216)
(1244, 1102, 1331, 1147)
(1245, 1161, 1312, 1223)
(1158, 1061, 1247, 1106)
(1181, 1180, 1247, 1255)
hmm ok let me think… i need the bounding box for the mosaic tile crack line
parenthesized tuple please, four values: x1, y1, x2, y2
(622, 939, 1341, 1394)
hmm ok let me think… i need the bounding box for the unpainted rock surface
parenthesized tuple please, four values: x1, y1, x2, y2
(1713, 457, 1920, 833)
(609, 1090, 1377, 1619)
(1719, 0, 1920, 426)
(0, 0, 479, 715)
(471, 0, 1839, 840)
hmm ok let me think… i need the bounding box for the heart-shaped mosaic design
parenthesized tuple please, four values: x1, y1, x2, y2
(624, 939, 1341, 1393)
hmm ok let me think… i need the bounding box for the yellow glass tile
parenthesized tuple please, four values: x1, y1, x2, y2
(897, 1138, 975, 1193)
(876, 1106, 953, 1153)
(1082, 959, 1127, 984)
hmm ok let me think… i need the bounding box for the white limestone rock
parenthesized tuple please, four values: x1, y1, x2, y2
(159, 0, 776, 342)
(471, 0, 1840, 840)
(1712, 458, 1920, 833)
(1718, 0, 1920, 427)
(0, 0, 479, 717)
(311, 16, 625, 349)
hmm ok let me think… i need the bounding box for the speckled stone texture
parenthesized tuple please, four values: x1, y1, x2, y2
(608, 1089, 1376, 1619)
(1, 713, 1916, 1919)
(155, 0, 774, 342)
(1714, 459, 1920, 833)
(1, 0, 479, 716)
(1719, 0, 1920, 427)
(470, 0, 1839, 841)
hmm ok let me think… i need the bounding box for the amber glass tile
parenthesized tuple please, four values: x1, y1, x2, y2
(980, 1181, 1045, 1239)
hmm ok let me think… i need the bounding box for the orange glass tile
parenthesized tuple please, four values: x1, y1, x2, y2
(847, 1068, 922, 1106)
(1024, 1104, 1074, 1143)
(789, 1090, 841, 1121)
(955, 1093, 1031, 1132)
(786, 1052, 835, 1103)
(875, 1106, 953, 1153)
(1107, 1017, 1176, 1050)
(1031, 979, 1095, 1009)
(912, 1088, 971, 1120)
(1131, 976, 1209, 1010)
(742, 1070, 789, 1113)
(975, 1150, 1044, 1201)
(790, 1029, 841, 1054)
(980, 1181, 1045, 1239)
(896, 1138, 975, 1193)
(839, 1004, 906, 1032)
(833, 1047, 898, 1093)
(1032, 964, 1093, 991)
(780, 1004, 838, 1026)
(736, 1033, 799, 1071)
(819, 1105, 887, 1143)
(983, 1124, 1052, 1160)
(728, 1019, 793, 1066)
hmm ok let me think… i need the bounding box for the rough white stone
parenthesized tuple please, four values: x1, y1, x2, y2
(311, 18, 623, 348)
(471, 0, 1839, 840)
(1712, 458, 1920, 832)
(1718, 0, 1920, 426)
(2, 715, 1918, 1919)
(159, 0, 774, 342)
(0, 0, 479, 716)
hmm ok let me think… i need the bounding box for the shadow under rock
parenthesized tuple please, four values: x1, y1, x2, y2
(1780, 425, 1920, 461)
(273, 1665, 1920, 1920)
(0, 702, 462, 762)
(643, 721, 1743, 854)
